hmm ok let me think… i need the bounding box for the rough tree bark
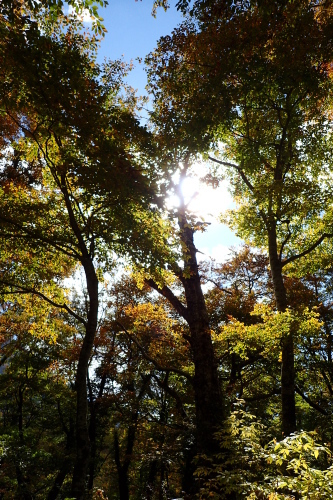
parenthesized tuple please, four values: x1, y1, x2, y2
(268, 223, 296, 436)
(177, 203, 224, 454)
(147, 164, 224, 461)
(59, 176, 100, 499)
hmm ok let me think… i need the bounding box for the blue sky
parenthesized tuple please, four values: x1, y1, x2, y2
(96, 1, 182, 97)
(90, 1, 241, 261)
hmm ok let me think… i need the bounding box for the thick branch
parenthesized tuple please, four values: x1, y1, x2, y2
(282, 233, 333, 268)
(243, 387, 281, 402)
(0, 281, 87, 326)
(295, 385, 328, 416)
(208, 155, 255, 193)
(0, 216, 81, 260)
(60, 174, 91, 263)
(145, 278, 189, 322)
(279, 223, 292, 263)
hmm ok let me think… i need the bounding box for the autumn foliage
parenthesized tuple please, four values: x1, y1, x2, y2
(1, 1, 333, 499)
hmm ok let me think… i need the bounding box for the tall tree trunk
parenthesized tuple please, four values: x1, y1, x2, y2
(61, 176, 100, 499)
(47, 461, 71, 500)
(146, 165, 225, 495)
(71, 260, 99, 499)
(48, 409, 75, 500)
(87, 373, 107, 493)
(114, 429, 131, 500)
(16, 385, 33, 500)
(114, 376, 151, 500)
(87, 395, 97, 493)
(177, 199, 224, 455)
(146, 460, 157, 500)
(268, 225, 296, 436)
(148, 210, 224, 456)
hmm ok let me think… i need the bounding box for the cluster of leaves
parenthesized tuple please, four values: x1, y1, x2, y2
(0, 298, 77, 498)
(196, 404, 333, 499)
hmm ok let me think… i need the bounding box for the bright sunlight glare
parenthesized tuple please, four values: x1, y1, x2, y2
(166, 164, 241, 263)
(167, 169, 233, 221)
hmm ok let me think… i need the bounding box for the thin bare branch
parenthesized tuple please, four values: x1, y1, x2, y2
(243, 387, 281, 402)
(208, 155, 256, 193)
(205, 278, 233, 295)
(116, 321, 193, 381)
(0, 216, 81, 260)
(295, 385, 328, 416)
(0, 281, 87, 326)
(152, 373, 190, 421)
(208, 156, 240, 170)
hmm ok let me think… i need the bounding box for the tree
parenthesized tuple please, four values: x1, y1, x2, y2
(146, 0, 333, 436)
(1, 0, 107, 35)
(0, 295, 77, 499)
(130, 158, 230, 498)
(75, 272, 191, 499)
(0, 11, 168, 497)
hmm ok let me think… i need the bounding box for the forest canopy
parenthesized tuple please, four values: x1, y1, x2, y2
(1, 1, 333, 499)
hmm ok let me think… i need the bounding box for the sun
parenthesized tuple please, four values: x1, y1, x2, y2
(165, 165, 239, 263)
(167, 169, 233, 221)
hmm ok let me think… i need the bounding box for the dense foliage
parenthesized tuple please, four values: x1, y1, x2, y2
(1, 1, 333, 499)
